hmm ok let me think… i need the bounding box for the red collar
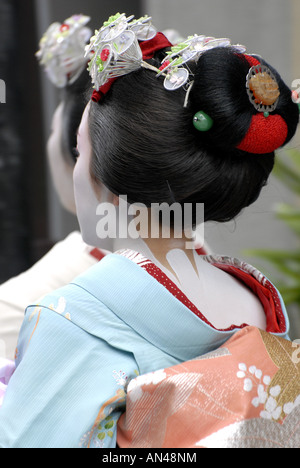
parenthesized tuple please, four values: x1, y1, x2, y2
(116, 250, 287, 334)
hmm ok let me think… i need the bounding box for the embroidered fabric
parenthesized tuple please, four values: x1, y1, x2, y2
(117, 326, 300, 448)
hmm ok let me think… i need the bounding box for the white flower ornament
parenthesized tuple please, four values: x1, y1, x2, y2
(36, 14, 92, 88)
(159, 35, 246, 98)
(86, 12, 246, 108)
(85, 13, 157, 93)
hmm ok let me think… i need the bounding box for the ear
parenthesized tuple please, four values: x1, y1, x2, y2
(112, 195, 120, 206)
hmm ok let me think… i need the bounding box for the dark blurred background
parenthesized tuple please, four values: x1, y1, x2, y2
(0, 0, 141, 283)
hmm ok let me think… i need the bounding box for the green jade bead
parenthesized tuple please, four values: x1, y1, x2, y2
(193, 111, 213, 132)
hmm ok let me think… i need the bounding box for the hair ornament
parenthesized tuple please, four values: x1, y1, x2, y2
(87, 13, 248, 104)
(193, 111, 214, 132)
(86, 13, 172, 102)
(291, 90, 300, 115)
(235, 54, 288, 154)
(157, 36, 246, 103)
(237, 113, 288, 154)
(246, 64, 280, 113)
(129, 16, 157, 41)
(36, 14, 92, 88)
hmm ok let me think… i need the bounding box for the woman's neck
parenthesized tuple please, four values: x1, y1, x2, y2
(110, 215, 198, 280)
(93, 200, 199, 277)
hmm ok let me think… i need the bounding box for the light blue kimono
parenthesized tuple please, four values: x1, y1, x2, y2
(0, 253, 290, 448)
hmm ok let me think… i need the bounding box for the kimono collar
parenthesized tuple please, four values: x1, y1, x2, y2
(72, 251, 289, 362)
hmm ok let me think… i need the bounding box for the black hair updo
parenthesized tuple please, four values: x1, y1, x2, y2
(88, 46, 299, 224)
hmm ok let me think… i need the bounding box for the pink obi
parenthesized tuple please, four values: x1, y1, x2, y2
(118, 327, 300, 448)
(0, 359, 15, 407)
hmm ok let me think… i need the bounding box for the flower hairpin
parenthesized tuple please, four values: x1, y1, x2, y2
(86, 13, 158, 92)
(36, 14, 92, 88)
(157, 35, 246, 107)
(86, 12, 247, 112)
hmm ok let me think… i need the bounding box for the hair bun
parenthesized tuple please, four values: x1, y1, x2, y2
(189, 47, 299, 155)
(88, 40, 299, 225)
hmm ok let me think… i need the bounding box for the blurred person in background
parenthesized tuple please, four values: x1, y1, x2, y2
(0, 15, 106, 362)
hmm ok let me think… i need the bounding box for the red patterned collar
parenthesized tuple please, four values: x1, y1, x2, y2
(115, 249, 287, 335)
